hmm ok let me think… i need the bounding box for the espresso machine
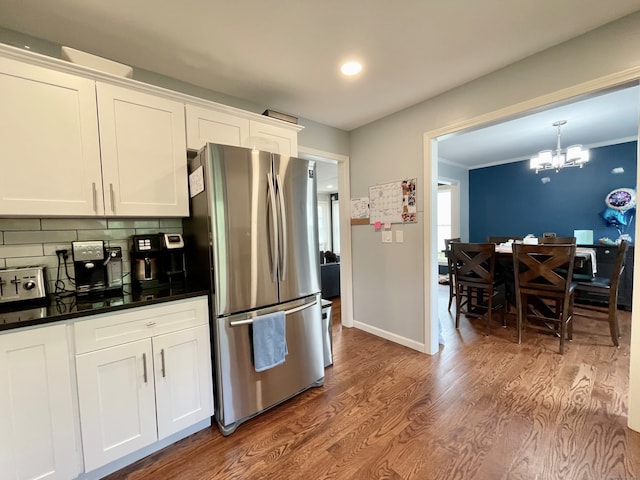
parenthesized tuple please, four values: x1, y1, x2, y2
(72, 241, 123, 296)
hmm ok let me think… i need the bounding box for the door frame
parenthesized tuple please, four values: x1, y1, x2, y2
(298, 146, 353, 328)
(423, 65, 640, 428)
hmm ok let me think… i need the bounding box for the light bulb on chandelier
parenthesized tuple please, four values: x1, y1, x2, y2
(530, 120, 590, 173)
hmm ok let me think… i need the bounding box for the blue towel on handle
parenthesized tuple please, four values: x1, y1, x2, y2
(252, 310, 288, 372)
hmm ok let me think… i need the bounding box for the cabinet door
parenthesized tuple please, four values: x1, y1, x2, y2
(154, 324, 214, 439)
(0, 57, 103, 216)
(97, 82, 189, 217)
(185, 104, 250, 150)
(249, 120, 298, 156)
(76, 339, 157, 472)
(0, 324, 79, 480)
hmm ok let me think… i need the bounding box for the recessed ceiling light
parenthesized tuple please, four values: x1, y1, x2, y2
(341, 61, 362, 76)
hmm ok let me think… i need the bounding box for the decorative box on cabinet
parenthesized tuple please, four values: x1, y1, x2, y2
(0, 324, 79, 480)
(74, 296, 213, 472)
(575, 244, 634, 310)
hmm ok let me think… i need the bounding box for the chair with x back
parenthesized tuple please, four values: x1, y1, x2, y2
(512, 243, 576, 354)
(444, 237, 460, 311)
(573, 240, 628, 347)
(451, 242, 504, 335)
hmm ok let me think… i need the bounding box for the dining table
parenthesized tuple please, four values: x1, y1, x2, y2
(494, 242, 597, 278)
(492, 242, 598, 313)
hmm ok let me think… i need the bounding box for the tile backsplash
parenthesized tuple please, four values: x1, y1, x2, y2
(0, 217, 183, 293)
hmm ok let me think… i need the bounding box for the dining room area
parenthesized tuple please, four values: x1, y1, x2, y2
(438, 130, 637, 350)
(443, 234, 629, 352)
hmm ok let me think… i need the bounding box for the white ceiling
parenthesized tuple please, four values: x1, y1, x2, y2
(1, 1, 640, 132)
(438, 85, 640, 169)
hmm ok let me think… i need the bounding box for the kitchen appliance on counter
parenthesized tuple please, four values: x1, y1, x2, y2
(131, 234, 163, 289)
(72, 241, 123, 296)
(183, 142, 324, 436)
(0, 266, 47, 304)
(161, 233, 186, 284)
(131, 233, 186, 289)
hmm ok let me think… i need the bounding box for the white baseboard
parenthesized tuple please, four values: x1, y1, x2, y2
(353, 320, 427, 353)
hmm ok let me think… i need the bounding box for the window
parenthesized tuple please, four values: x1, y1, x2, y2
(331, 194, 340, 254)
(317, 198, 331, 252)
(437, 182, 460, 261)
(437, 185, 452, 260)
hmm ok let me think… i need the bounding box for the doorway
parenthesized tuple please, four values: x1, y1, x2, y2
(424, 74, 640, 428)
(298, 146, 353, 328)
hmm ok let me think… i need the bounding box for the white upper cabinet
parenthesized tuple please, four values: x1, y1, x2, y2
(185, 103, 300, 156)
(185, 104, 250, 150)
(248, 119, 298, 156)
(0, 56, 104, 216)
(0, 45, 300, 217)
(97, 83, 189, 217)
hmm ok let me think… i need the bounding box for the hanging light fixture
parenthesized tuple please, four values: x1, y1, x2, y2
(530, 120, 590, 173)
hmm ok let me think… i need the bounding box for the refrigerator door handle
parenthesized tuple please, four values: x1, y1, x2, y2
(275, 173, 287, 281)
(266, 171, 279, 282)
(228, 300, 318, 326)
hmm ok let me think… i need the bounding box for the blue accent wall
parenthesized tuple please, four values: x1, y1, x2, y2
(469, 141, 637, 243)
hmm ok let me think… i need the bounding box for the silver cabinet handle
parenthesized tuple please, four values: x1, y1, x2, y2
(91, 182, 98, 212)
(160, 348, 166, 378)
(142, 352, 148, 383)
(109, 183, 115, 213)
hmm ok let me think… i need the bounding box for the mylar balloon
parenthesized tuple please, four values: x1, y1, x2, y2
(600, 207, 634, 226)
(605, 188, 636, 211)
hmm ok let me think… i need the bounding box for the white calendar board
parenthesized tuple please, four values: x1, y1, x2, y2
(369, 178, 417, 224)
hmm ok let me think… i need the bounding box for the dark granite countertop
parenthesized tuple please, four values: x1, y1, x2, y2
(0, 284, 210, 332)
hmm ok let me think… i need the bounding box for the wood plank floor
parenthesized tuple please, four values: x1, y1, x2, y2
(105, 291, 640, 480)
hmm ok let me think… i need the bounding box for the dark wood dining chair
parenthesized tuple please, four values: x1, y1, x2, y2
(573, 240, 628, 347)
(512, 243, 576, 354)
(451, 242, 504, 335)
(444, 237, 460, 311)
(538, 236, 576, 244)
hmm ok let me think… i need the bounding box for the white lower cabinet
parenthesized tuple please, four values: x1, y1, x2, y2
(76, 339, 157, 472)
(74, 296, 213, 473)
(0, 324, 79, 480)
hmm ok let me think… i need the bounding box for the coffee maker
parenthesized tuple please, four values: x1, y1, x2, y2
(72, 241, 123, 296)
(131, 234, 163, 289)
(161, 233, 186, 285)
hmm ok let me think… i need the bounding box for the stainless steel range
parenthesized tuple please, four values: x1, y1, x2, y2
(0, 266, 47, 304)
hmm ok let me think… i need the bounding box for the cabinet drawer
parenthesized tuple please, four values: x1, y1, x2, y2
(74, 296, 209, 354)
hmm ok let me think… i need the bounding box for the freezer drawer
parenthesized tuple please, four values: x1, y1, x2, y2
(213, 295, 324, 435)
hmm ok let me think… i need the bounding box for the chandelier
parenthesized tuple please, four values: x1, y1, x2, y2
(530, 120, 590, 173)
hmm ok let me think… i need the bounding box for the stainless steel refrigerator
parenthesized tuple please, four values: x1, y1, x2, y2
(183, 143, 324, 435)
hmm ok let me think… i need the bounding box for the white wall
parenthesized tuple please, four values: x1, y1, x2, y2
(349, 12, 640, 354)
